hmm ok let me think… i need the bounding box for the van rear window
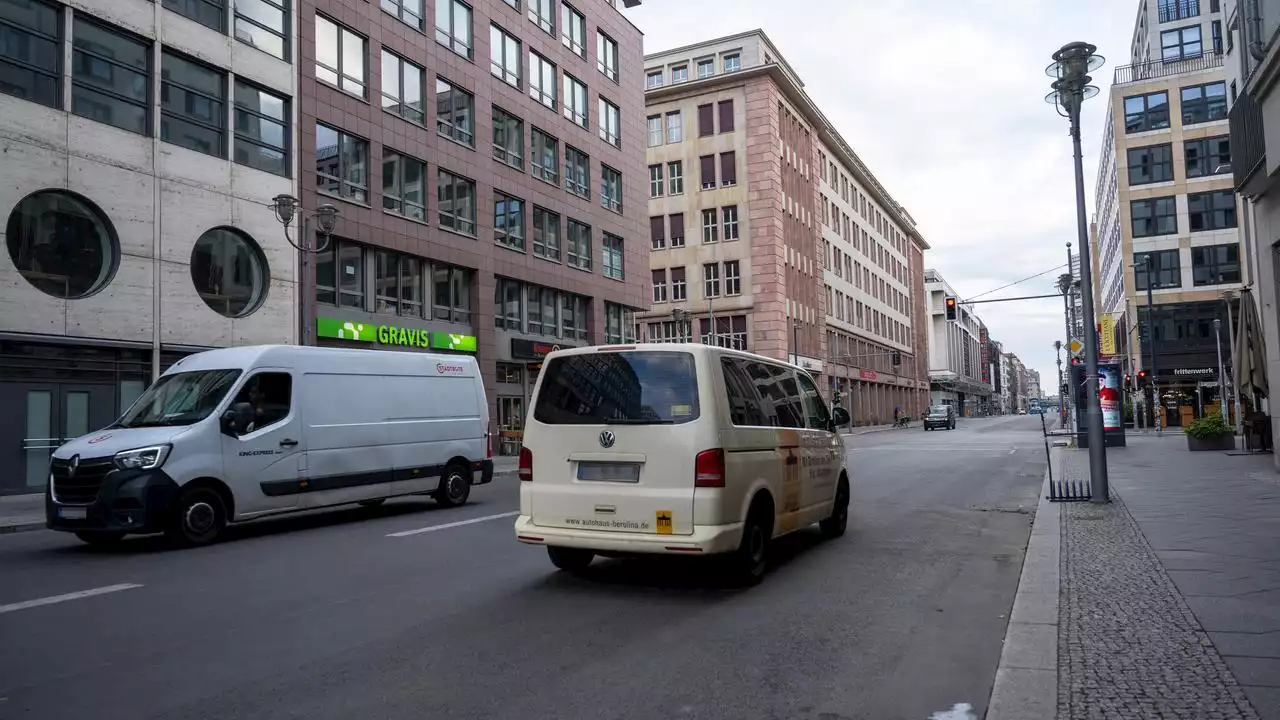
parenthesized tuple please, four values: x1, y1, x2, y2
(533, 351, 699, 425)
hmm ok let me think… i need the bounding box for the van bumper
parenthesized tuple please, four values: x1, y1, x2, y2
(513, 515, 744, 555)
(472, 459, 494, 485)
(46, 469, 180, 535)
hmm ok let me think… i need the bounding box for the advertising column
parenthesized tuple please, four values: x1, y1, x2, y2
(1098, 365, 1121, 431)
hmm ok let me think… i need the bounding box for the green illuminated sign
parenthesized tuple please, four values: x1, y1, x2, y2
(316, 317, 476, 353)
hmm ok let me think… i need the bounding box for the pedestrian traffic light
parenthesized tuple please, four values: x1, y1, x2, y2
(1137, 369, 1148, 386)
(945, 297, 957, 321)
(833, 389, 842, 406)
(1125, 374, 1132, 389)
(891, 351, 901, 366)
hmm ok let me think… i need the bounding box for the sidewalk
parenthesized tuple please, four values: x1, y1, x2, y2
(988, 434, 1279, 719)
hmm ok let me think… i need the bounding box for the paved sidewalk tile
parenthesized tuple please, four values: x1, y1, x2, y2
(0, 493, 45, 534)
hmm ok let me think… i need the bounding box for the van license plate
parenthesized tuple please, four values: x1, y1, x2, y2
(58, 507, 87, 520)
(577, 462, 641, 483)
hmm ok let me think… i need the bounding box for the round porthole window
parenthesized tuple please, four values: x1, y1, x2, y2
(190, 227, 270, 318)
(5, 190, 120, 299)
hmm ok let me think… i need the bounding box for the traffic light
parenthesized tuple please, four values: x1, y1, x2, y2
(1137, 369, 1148, 386)
(891, 351, 901, 366)
(1125, 374, 1132, 389)
(945, 297, 957, 321)
(833, 389, 843, 406)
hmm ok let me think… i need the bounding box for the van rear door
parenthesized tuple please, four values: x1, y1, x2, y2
(526, 350, 701, 536)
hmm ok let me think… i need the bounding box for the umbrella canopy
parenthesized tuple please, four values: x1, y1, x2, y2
(1235, 288, 1269, 404)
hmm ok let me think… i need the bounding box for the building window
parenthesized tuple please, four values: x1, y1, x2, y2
(315, 16, 366, 98)
(1192, 243, 1240, 285)
(1185, 135, 1230, 177)
(382, 150, 427, 221)
(316, 124, 368, 202)
(671, 64, 688, 83)
(164, 0, 224, 32)
(380, 0, 422, 30)
(666, 111, 682, 143)
(318, 240, 365, 308)
(647, 114, 662, 146)
(565, 145, 589, 198)
(72, 17, 150, 135)
(646, 70, 662, 88)
(1159, 0, 1199, 21)
(234, 0, 287, 60)
(598, 97, 620, 146)
(381, 51, 425, 125)
(438, 169, 477, 235)
(495, 277, 523, 330)
(563, 73, 588, 128)
(724, 260, 741, 295)
(696, 57, 714, 79)
(1134, 249, 1181, 290)
(1182, 82, 1228, 124)
(602, 234, 624, 280)
(494, 192, 525, 251)
(698, 103, 713, 136)
(433, 263, 472, 323)
(5, 190, 119, 299)
(1188, 190, 1237, 231)
(562, 293, 589, 340)
(372, 250, 422, 317)
(722, 205, 739, 240)
(649, 164, 664, 198)
(668, 161, 684, 194)
(492, 105, 523, 169)
(1126, 144, 1173, 184)
(600, 165, 623, 213)
(699, 155, 715, 189)
(1123, 91, 1170, 133)
(719, 151, 737, 186)
(527, 285, 560, 337)
(1130, 196, 1177, 237)
(567, 219, 591, 270)
(160, 50, 225, 158)
(718, 100, 734, 132)
(701, 209, 718, 244)
(1212, 18, 1223, 53)
(650, 215, 665, 249)
(533, 206, 561, 261)
(531, 126, 558, 183)
(703, 263, 721, 298)
(233, 81, 289, 176)
(671, 266, 687, 300)
(669, 213, 685, 247)
(489, 24, 521, 88)
(560, 1, 585, 57)
(528, 0, 554, 35)
(0, 0, 60, 109)
(1161, 25, 1202, 60)
(652, 269, 667, 302)
(723, 53, 740, 72)
(436, 77, 475, 147)
(434, 0, 472, 59)
(529, 51, 556, 109)
(597, 31, 618, 82)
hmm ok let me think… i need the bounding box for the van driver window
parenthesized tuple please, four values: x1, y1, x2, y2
(795, 373, 831, 430)
(232, 372, 292, 433)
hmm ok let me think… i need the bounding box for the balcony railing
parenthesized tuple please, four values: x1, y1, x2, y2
(1230, 90, 1266, 192)
(1114, 51, 1223, 84)
(1158, 0, 1199, 23)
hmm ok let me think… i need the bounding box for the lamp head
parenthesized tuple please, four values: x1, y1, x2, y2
(315, 204, 339, 234)
(271, 194, 298, 226)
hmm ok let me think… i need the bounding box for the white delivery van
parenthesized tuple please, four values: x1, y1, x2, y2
(514, 343, 852, 584)
(45, 345, 492, 547)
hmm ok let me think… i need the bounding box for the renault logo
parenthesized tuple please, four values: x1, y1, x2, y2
(68, 455, 80, 477)
(598, 431, 616, 449)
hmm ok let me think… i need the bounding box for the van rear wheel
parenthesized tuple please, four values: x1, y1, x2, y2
(820, 478, 849, 539)
(434, 463, 471, 508)
(729, 505, 771, 586)
(547, 546, 594, 572)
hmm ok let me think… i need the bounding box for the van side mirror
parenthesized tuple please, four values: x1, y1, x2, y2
(221, 402, 253, 435)
(831, 407, 851, 428)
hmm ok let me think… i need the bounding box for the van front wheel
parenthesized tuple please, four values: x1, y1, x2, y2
(166, 486, 226, 547)
(434, 464, 471, 508)
(547, 546, 594, 572)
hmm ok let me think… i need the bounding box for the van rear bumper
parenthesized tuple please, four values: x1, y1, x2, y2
(514, 515, 743, 555)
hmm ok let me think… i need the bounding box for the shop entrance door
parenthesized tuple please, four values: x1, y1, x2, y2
(0, 383, 117, 495)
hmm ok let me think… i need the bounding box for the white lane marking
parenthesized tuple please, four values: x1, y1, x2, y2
(0, 583, 143, 615)
(929, 703, 977, 720)
(387, 511, 519, 538)
(1009, 448, 1017, 455)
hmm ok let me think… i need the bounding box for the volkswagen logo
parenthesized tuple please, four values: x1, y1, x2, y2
(598, 431, 616, 449)
(68, 454, 80, 478)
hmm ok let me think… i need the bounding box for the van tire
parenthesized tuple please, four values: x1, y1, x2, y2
(547, 546, 594, 573)
(729, 502, 772, 586)
(434, 463, 471, 508)
(820, 477, 849, 539)
(76, 531, 125, 546)
(357, 498, 387, 508)
(166, 486, 226, 547)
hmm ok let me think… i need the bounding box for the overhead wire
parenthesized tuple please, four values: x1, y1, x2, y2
(963, 264, 1069, 301)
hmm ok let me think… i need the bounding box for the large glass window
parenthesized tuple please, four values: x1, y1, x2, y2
(648, 164, 663, 198)
(703, 316, 748, 351)
(600, 165, 622, 213)
(528, 0, 553, 34)
(438, 169, 476, 235)
(380, 0, 422, 31)
(1161, 25, 1202, 60)
(567, 218, 591, 270)
(315, 16, 366, 98)
(602, 233, 623, 280)
(666, 111, 682, 143)
(533, 206, 560, 261)
(381, 51, 424, 125)
(1130, 196, 1177, 237)
(5, 190, 119, 299)
(565, 145, 589, 198)
(494, 276, 522, 330)
(71, 17, 150, 135)
(724, 259, 740, 295)
(372, 250, 422, 316)
(164, 0, 223, 32)
(652, 268, 667, 302)
(1123, 91, 1170, 133)
(489, 24, 521, 88)
(723, 205, 739, 240)
(1191, 243, 1241, 286)
(560, 1, 584, 57)
(1181, 82, 1228, 125)
(1184, 135, 1231, 177)
(433, 263, 472, 323)
(234, 0, 287, 60)
(1188, 190, 1237, 231)
(233, 80, 289, 176)
(494, 192, 525, 251)
(531, 126, 558, 183)
(492, 105, 523, 169)
(316, 124, 368, 202)
(436, 77, 474, 146)
(647, 114, 662, 147)
(603, 303, 635, 343)
(529, 51, 556, 109)
(190, 227, 268, 318)
(703, 262, 720, 298)
(160, 50, 225, 158)
(597, 30, 618, 82)
(668, 160, 684, 194)
(1159, 0, 1199, 21)
(598, 97, 620, 146)
(0, 0, 61, 109)
(1134, 249, 1181, 291)
(434, 0, 472, 59)
(317, 240, 365, 308)
(670, 266, 686, 300)
(1126, 144, 1173, 185)
(382, 150, 426, 221)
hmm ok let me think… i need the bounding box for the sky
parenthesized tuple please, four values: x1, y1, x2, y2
(624, 0, 1136, 393)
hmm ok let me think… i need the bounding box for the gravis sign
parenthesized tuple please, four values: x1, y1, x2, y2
(316, 317, 477, 352)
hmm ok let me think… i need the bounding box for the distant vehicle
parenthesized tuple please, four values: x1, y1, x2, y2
(1019, 409, 1028, 415)
(924, 404, 956, 431)
(515, 343, 852, 585)
(46, 345, 493, 547)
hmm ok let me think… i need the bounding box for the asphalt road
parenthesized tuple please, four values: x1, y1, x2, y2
(0, 415, 1052, 720)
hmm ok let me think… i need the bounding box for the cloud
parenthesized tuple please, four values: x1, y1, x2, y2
(626, 0, 1135, 387)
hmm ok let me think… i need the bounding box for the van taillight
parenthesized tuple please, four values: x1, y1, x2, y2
(487, 432, 493, 459)
(518, 447, 533, 482)
(694, 449, 725, 488)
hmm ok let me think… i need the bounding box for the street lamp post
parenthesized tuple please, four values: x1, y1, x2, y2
(1057, 270, 1076, 426)
(1047, 41, 1109, 502)
(1054, 340, 1066, 426)
(270, 195, 339, 346)
(792, 320, 801, 367)
(1215, 318, 1228, 425)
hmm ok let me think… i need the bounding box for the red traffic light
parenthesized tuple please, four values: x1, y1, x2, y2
(945, 297, 956, 308)
(1137, 370, 1148, 380)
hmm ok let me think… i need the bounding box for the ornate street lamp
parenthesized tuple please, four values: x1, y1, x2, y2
(270, 195, 338, 346)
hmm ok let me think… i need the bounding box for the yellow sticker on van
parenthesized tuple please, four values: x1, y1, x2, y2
(671, 404, 692, 417)
(656, 510, 674, 534)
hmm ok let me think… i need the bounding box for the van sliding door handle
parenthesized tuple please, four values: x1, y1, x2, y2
(279, 439, 298, 448)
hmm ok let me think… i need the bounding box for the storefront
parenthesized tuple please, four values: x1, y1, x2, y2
(1155, 366, 1226, 427)
(494, 337, 580, 455)
(314, 316, 478, 355)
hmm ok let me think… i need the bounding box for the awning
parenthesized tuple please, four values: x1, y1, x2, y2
(1235, 288, 1269, 403)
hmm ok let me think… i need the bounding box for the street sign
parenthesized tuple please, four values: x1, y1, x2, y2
(1068, 338, 1084, 355)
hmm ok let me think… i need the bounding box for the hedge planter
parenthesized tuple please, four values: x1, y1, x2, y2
(1187, 434, 1235, 452)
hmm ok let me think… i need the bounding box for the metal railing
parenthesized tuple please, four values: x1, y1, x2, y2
(1114, 51, 1223, 84)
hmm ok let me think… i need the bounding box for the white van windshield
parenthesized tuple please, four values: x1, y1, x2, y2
(114, 370, 242, 428)
(533, 351, 699, 425)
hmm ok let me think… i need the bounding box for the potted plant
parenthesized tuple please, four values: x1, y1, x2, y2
(1185, 413, 1236, 451)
